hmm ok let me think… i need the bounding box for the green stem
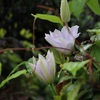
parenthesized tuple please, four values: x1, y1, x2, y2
(49, 83, 57, 95)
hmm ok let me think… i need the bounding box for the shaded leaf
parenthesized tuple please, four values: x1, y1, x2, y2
(90, 45, 100, 68)
(0, 62, 2, 76)
(54, 95, 62, 100)
(25, 57, 33, 74)
(0, 70, 26, 88)
(67, 81, 82, 100)
(69, 0, 86, 18)
(50, 48, 66, 64)
(86, 0, 100, 15)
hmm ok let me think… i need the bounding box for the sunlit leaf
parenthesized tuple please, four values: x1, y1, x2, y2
(62, 60, 89, 76)
(31, 13, 63, 26)
(86, 0, 100, 15)
(0, 70, 26, 88)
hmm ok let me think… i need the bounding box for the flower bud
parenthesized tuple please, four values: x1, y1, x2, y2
(29, 50, 56, 84)
(60, 0, 70, 23)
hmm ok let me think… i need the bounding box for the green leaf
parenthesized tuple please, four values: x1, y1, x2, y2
(54, 95, 62, 100)
(92, 69, 100, 84)
(0, 28, 6, 38)
(0, 70, 26, 88)
(90, 34, 100, 46)
(69, 0, 86, 18)
(90, 45, 100, 68)
(87, 29, 100, 34)
(25, 57, 33, 74)
(62, 60, 89, 77)
(67, 81, 82, 100)
(8, 61, 26, 77)
(86, 0, 100, 15)
(31, 13, 63, 26)
(0, 62, 2, 76)
(20, 28, 32, 39)
(60, 82, 72, 100)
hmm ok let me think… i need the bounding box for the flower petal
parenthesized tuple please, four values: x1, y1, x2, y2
(35, 56, 49, 83)
(45, 34, 62, 47)
(46, 51, 55, 80)
(61, 26, 71, 39)
(38, 54, 53, 83)
(69, 25, 79, 38)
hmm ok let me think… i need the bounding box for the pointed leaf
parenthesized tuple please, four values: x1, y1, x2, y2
(62, 60, 89, 76)
(67, 81, 82, 100)
(31, 14, 63, 26)
(69, 0, 86, 18)
(86, 0, 100, 15)
(0, 70, 26, 88)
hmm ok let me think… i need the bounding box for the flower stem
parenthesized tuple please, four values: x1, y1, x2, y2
(49, 83, 57, 95)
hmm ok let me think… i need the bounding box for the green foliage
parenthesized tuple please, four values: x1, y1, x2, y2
(86, 0, 100, 15)
(0, 62, 2, 76)
(0, 61, 27, 88)
(69, 0, 100, 18)
(62, 60, 89, 77)
(87, 29, 100, 34)
(25, 57, 33, 74)
(92, 69, 100, 84)
(50, 48, 66, 64)
(0, 69, 26, 88)
(8, 61, 26, 77)
(69, 0, 86, 18)
(54, 95, 62, 100)
(90, 45, 100, 68)
(22, 41, 34, 48)
(31, 14, 63, 26)
(67, 81, 82, 100)
(0, 51, 22, 68)
(0, 28, 6, 38)
(20, 28, 33, 39)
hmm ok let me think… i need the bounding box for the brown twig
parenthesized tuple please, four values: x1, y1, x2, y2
(37, 5, 59, 16)
(0, 46, 73, 54)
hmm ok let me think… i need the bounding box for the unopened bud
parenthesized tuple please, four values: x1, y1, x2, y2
(60, 0, 70, 23)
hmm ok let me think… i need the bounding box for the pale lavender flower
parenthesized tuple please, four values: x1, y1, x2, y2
(29, 50, 55, 84)
(45, 25, 79, 54)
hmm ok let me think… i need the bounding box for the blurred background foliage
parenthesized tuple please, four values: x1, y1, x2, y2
(0, 0, 100, 100)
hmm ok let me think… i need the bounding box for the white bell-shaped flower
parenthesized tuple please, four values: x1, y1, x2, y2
(45, 25, 79, 54)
